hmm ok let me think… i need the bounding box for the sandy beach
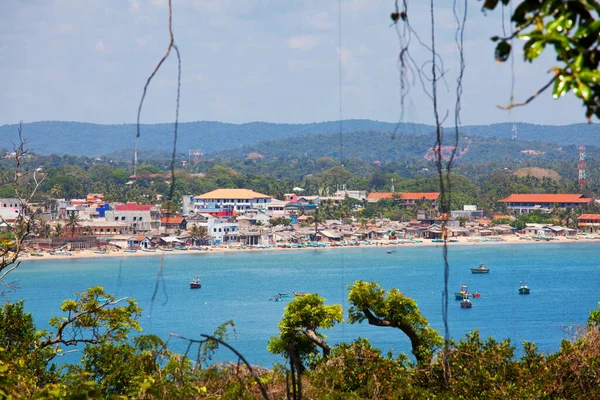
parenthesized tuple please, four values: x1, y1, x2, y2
(17, 235, 600, 263)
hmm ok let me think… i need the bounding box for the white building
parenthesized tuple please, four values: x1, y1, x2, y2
(0, 198, 21, 221)
(189, 189, 272, 215)
(193, 213, 239, 244)
(104, 203, 161, 234)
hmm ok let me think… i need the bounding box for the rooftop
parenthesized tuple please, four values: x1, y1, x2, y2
(367, 192, 440, 201)
(195, 188, 271, 200)
(499, 194, 592, 203)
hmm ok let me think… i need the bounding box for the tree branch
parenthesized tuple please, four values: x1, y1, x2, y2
(497, 74, 558, 110)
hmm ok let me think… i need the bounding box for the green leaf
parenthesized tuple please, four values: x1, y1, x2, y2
(495, 40, 511, 62)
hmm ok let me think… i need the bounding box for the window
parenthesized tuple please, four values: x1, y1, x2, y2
(115, 217, 119, 221)
(133, 217, 137, 221)
(121, 216, 125, 220)
(139, 217, 142, 221)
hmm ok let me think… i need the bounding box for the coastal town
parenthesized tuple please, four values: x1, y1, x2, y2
(3, 188, 599, 258)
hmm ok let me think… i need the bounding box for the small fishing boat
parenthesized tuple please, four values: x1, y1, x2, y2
(386, 250, 397, 254)
(460, 295, 472, 308)
(278, 292, 290, 297)
(472, 291, 481, 298)
(190, 276, 201, 289)
(471, 261, 490, 274)
(174, 247, 189, 251)
(454, 284, 470, 300)
(158, 247, 173, 252)
(124, 249, 137, 253)
(30, 252, 44, 257)
(269, 294, 283, 302)
(94, 247, 108, 254)
(519, 280, 530, 295)
(293, 292, 308, 297)
(142, 248, 156, 252)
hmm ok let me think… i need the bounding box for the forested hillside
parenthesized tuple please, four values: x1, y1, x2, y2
(1, 120, 599, 157)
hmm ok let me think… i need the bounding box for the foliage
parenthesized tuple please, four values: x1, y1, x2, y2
(268, 293, 343, 370)
(485, 0, 600, 121)
(347, 281, 443, 365)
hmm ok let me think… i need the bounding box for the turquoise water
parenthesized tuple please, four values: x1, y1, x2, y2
(6, 242, 600, 367)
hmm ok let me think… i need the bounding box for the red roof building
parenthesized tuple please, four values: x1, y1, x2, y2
(366, 192, 440, 206)
(115, 203, 154, 211)
(578, 214, 600, 234)
(498, 194, 592, 214)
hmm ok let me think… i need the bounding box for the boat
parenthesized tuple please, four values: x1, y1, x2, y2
(471, 261, 490, 274)
(124, 249, 137, 253)
(454, 284, 470, 300)
(519, 280, 530, 295)
(460, 295, 473, 308)
(189, 276, 201, 289)
(158, 247, 173, 252)
(142, 248, 156, 252)
(30, 252, 44, 257)
(293, 292, 308, 297)
(269, 294, 283, 302)
(174, 247, 189, 251)
(472, 291, 481, 298)
(386, 250, 397, 254)
(278, 292, 290, 297)
(94, 248, 108, 254)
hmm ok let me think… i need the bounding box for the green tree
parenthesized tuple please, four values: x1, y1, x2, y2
(268, 293, 343, 371)
(347, 280, 443, 365)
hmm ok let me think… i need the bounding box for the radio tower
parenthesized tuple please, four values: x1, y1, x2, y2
(511, 123, 518, 140)
(391, 178, 395, 192)
(578, 144, 587, 189)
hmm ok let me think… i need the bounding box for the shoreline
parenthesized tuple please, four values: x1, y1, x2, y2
(17, 235, 600, 262)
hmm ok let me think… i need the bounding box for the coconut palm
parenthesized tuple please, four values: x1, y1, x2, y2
(65, 213, 81, 238)
(54, 223, 64, 238)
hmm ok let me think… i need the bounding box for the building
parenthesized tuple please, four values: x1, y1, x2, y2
(366, 192, 440, 207)
(578, 214, 600, 234)
(498, 194, 592, 214)
(104, 203, 161, 233)
(0, 198, 21, 221)
(185, 189, 272, 216)
(160, 216, 187, 231)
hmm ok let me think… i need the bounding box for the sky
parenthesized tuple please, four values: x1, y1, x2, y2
(0, 0, 590, 127)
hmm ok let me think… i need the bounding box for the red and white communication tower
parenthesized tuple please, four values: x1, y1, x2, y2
(578, 144, 587, 189)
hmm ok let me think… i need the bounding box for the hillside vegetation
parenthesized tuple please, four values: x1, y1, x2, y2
(1, 120, 600, 157)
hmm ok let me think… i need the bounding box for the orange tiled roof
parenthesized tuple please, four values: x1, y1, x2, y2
(578, 214, 600, 221)
(367, 192, 440, 201)
(161, 217, 184, 224)
(195, 188, 271, 200)
(499, 194, 592, 203)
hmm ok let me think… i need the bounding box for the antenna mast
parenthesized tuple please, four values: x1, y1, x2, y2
(511, 123, 518, 140)
(578, 144, 587, 189)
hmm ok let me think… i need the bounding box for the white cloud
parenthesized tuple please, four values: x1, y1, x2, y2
(337, 47, 359, 75)
(128, 0, 140, 12)
(95, 41, 106, 52)
(287, 35, 320, 51)
(304, 11, 334, 30)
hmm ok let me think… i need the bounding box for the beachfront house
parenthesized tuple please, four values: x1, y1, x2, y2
(578, 214, 600, 234)
(104, 203, 161, 234)
(160, 216, 187, 232)
(188, 189, 272, 216)
(498, 194, 592, 214)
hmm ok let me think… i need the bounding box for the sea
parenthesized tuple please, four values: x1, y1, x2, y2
(5, 242, 600, 367)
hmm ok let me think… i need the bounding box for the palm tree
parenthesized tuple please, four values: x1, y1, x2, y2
(312, 207, 325, 240)
(66, 213, 81, 238)
(190, 224, 210, 245)
(54, 223, 64, 238)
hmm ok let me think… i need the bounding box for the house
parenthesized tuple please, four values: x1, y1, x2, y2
(0, 198, 21, 221)
(189, 213, 239, 245)
(498, 194, 592, 214)
(366, 192, 440, 208)
(578, 214, 600, 234)
(76, 220, 130, 236)
(190, 188, 272, 215)
(160, 216, 187, 231)
(104, 203, 161, 234)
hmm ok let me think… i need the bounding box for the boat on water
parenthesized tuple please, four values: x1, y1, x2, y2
(386, 250, 397, 254)
(269, 294, 284, 302)
(519, 280, 530, 295)
(293, 292, 308, 297)
(454, 284, 470, 300)
(278, 292, 290, 297)
(472, 291, 481, 298)
(471, 261, 490, 274)
(189, 276, 201, 289)
(460, 295, 473, 308)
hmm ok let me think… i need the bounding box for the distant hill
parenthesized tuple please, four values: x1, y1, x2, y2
(209, 131, 598, 164)
(1, 120, 600, 158)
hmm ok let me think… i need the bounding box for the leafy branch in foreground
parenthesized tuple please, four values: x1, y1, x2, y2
(484, 0, 600, 121)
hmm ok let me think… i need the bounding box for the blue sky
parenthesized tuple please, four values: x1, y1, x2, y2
(0, 0, 588, 126)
